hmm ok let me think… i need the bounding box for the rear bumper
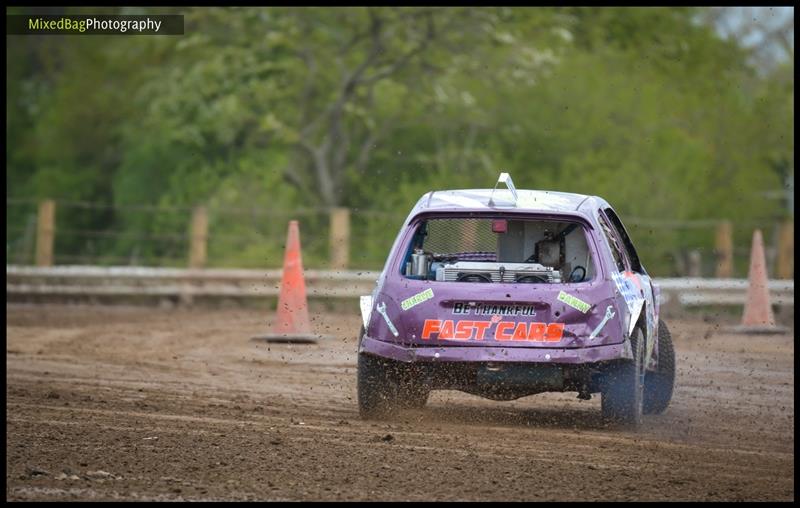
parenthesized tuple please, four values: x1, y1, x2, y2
(359, 335, 631, 365)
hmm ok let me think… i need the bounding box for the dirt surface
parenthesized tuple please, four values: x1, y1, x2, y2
(5, 303, 794, 501)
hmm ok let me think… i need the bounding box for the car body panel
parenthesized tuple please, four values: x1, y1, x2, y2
(359, 187, 662, 373)
(360, 335, 633, 364)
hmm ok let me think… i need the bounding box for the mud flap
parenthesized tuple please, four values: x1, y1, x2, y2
(360, 295, 373, 329)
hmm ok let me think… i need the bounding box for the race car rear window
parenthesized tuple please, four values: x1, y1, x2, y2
(402, 217, 596, 283)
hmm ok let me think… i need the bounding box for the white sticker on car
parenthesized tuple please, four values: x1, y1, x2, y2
(359, 295, 373, 328)
(589, 305, 616, 340)
(612, 271, 646, 337)
(376, 301, 399, 337)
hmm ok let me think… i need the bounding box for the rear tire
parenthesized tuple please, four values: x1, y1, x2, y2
(357, 353, 398, 419)
(356, 322, 429, 418)
(357, 353, 429, 418)
(643, 319, 676, 414)
(601, 325, 646, 428)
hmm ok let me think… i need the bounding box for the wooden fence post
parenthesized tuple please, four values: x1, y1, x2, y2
(36, 199, 55, 267)
(776, 219, 794, 279)
(189, 206, 208, 269)
(329, 207, 350, 270)
(714, 220, 733, 278)
(687, 250, 702, 278)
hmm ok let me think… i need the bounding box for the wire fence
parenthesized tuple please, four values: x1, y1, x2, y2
(5, 197, 793, 278)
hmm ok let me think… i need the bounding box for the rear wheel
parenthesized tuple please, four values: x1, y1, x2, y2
(643, 319, 676, 414)
(356, 322, 428, 418)
(601, 325, 646, 428)
(357, 353, 398, 419)
(357, 354, 429, 418)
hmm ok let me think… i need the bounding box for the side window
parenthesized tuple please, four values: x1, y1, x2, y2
(603, 207, 643, 273)
(598, 211, 628, 273)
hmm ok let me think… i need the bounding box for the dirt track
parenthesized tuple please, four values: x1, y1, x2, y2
(5, 303, 794, 501)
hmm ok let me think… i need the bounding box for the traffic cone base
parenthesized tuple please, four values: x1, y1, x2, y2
(725, 324, 789, 335)
(250, 220, 331, 344)
(250, 333, 322, 344)
(727, 229, 788, 335)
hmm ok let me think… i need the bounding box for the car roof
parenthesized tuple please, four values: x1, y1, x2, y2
(409, 188, 609, 217)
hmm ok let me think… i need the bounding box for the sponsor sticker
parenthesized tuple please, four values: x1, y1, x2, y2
(453, 302, 536, 317)
(376, 302, 399, 337)
(557, 291, 591, 313)
(612, 272, 644, 314)
(400, 288, 434, 311)
(421, 319, 564, 342)
(612, 272, 646, 336)
(588, 305, 616, 340)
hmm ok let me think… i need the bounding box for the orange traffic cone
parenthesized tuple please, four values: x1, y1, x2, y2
(251, 221, 323, 344)
(729, 229, 788, 334)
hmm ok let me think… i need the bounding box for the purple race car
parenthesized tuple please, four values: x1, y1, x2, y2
(357, 173, 675, 427)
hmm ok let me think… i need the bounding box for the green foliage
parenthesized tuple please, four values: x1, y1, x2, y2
(6, 7, 793, 273)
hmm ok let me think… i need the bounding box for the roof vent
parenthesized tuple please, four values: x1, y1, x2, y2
(488, 172, 518, 207)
